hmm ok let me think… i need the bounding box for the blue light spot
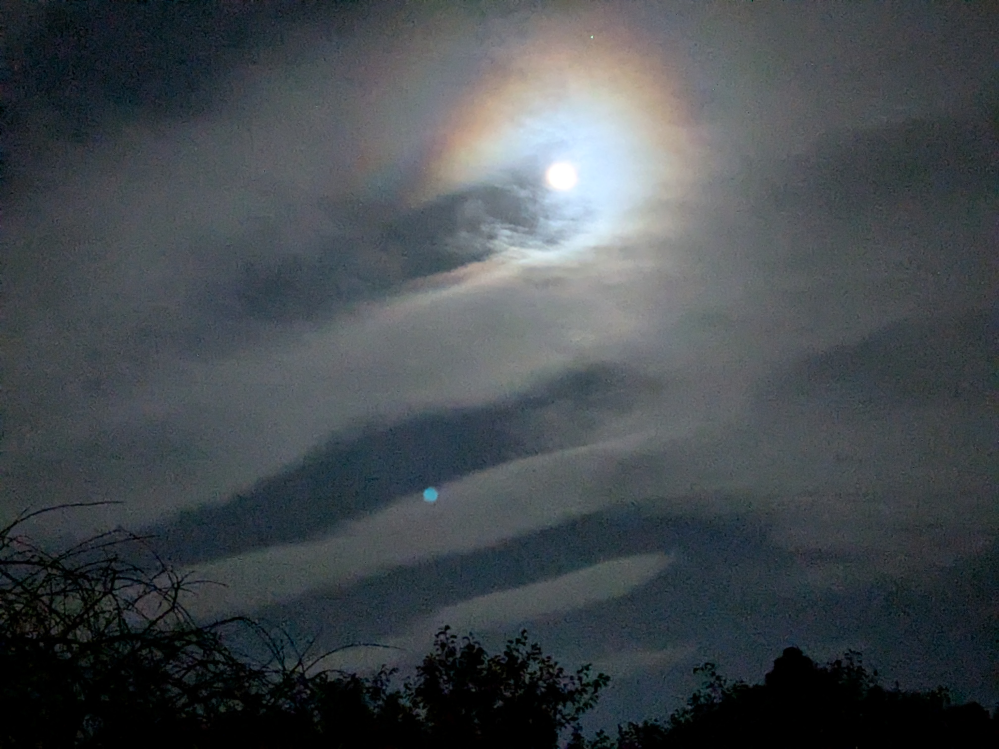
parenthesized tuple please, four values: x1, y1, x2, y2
(423, 487, 438, 502)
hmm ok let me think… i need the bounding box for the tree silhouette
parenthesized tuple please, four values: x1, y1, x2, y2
(405, 626, 609, 749)
(593, 647, 998, 748)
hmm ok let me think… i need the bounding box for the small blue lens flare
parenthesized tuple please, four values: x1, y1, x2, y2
(423, 487, 438, 502)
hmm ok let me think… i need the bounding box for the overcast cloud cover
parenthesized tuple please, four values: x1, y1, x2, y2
(2, 0, 997, 729)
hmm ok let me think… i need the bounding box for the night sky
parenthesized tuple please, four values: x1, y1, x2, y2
(3, 0, 997, 731)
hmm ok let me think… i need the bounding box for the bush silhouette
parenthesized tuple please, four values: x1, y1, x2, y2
(0, 506, 608, 748)
(0, 505, 331, 748)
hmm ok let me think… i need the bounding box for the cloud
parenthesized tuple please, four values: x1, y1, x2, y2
(776, 115, 999, 219)
(4, 4, 998, 719)
(181, 434, 654, 619)
(311, 552, 675, 674)
(759, 308, 996, 412)
(628, 397, 997, 580)
(405, 552, 674, 636)
(2, 16, 673, 534)
(145, 361, 663, 566)
(3, 214, 662, 536)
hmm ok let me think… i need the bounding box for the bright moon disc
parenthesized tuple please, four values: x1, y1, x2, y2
(546, 162, 578, 191)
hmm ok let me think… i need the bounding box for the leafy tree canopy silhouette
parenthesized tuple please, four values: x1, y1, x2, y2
(575, 647, 998, 748)
(406, 626, 609, 749)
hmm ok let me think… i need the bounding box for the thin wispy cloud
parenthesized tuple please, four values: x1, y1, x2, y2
(312, 552, 675, 674)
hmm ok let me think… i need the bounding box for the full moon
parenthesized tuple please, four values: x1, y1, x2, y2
(545, 161, 578, 191)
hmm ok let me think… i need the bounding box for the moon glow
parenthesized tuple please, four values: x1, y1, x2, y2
(545, 161, 578, 191)
(404, 8, 697, 267)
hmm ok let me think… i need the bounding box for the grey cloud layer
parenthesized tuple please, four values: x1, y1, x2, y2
(4, 0, 997, 720)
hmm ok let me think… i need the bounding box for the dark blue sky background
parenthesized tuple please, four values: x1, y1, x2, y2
(2, 0, 997, 732)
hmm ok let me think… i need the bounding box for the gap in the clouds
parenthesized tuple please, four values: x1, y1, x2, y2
(4, 2, 366, 142)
